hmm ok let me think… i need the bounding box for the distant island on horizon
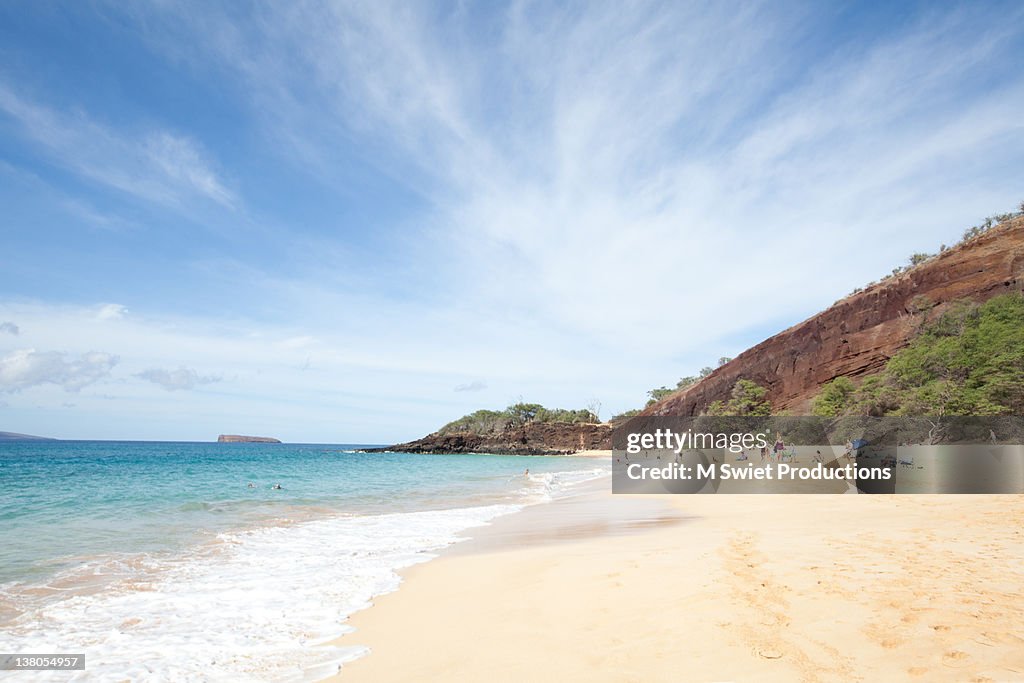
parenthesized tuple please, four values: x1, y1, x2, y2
(217, 434, 283, 443)
(0, 431, 57, 442)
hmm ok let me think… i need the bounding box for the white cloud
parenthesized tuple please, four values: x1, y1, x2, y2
(95, 304, 128, 321)
(0, 321, 18, 335)
(139, 1, 1024, 355)
(3, 4, 1024, 439)
(0, 300, 637, 441)
(454, 380, 487, 393)
(0, 82, 235, 209)
(143, 132, 235, 207)
(136, 367, 220, 391)
(279, 336, 316, 350)
(0, 348, 119, 393)
(67, 2, 1016, 431)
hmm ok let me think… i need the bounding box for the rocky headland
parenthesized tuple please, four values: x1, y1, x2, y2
(369, 421, 611, 456)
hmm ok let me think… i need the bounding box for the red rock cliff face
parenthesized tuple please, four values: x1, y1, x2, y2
(644, 218, 1024, 416)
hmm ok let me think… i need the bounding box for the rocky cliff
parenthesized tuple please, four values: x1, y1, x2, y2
(217, 434, 282, 443)
(373, 421, 612, 455)
(645, 217, 1024, 416)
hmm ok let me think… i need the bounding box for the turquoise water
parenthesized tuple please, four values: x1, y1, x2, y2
(0, 441, 609, 681)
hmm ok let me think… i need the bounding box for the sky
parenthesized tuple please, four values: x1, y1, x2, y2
(1, 1, 1023, 442)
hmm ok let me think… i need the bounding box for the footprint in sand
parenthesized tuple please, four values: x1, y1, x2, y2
(756, 646, 784, 660)
(941, 650, 970, 668)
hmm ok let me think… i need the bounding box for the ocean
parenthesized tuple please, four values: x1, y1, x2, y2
(0, 441, 609, 681)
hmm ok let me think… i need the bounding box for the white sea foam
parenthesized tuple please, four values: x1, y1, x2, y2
(520, 466, 610, 503)
(0, 505, 519, 682)
(0, 464, 610, 682)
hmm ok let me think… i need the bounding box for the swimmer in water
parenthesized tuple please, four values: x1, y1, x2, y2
(247, 482, 256, 488)
(272, 483, 282, 490)
(524, 469, 529, 477)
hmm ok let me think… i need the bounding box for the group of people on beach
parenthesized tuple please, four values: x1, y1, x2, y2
(758, 433, 795, 464)
(734, 434, 797, 464)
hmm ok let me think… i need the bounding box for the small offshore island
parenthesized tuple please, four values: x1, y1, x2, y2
(217, 434, 282, 443)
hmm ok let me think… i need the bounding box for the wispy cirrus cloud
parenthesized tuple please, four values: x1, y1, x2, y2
(454, 380, 487, 393)
(0, 81, 235, 209)
(137, 1, 1024, 352)
(0, 322, 18, 335)
(3, 2, 1024, 440)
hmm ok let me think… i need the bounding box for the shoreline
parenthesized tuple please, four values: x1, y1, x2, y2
(359, 449, 614, 458)
(323, 490, 1024, 682)
(567, 448, 613, 457)
(0, 446, 607, 681)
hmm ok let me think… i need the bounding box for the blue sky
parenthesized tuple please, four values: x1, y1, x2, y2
(1, 1, 1023, 442)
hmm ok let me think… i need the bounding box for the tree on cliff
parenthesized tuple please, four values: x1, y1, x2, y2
(705, 379, 771, 416)
(645, 386, 674, 406)
(643, 375, 707, 407)
(534, 407, 599, 423)
(506, 402, 543, 425)
(439, 402, 600, 435)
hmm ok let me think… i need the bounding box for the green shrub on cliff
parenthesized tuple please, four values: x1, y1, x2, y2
(811, 377, 856, 417)
(706, 379, 771, 416)
(535, 407, 600, 424)
(438, 409, 509, 434)
(812, 292, 1024, 417)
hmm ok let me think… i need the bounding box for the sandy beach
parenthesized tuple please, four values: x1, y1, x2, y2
(326, 488, 1024, 682)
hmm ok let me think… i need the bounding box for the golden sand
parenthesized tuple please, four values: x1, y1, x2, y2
(325, 491, 1024, 682)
